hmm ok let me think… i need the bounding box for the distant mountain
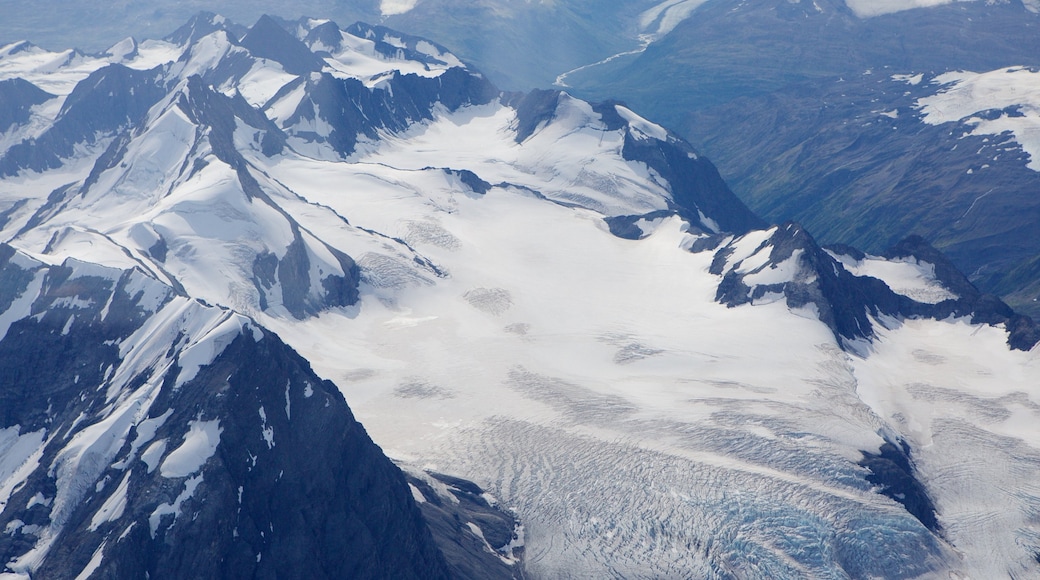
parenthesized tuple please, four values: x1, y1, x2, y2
(562, 0, 1040, 317)
(1, 13, 1039, 579)
(0, 0, 663, 90)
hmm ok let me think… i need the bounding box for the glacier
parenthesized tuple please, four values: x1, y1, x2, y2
(0, 13, 1038, 579)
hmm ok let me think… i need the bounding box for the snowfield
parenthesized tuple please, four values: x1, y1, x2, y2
(846, 0, 1040, 17)
(916, 66, 1040, 172)
(1, 14, 1039, 578)
(260, 147, 1040, 577)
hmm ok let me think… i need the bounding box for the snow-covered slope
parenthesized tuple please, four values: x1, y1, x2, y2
(1, 13, 1039, 579)
(916, 66, 1040, 171)
(0, 245, 520, 579)
(845, 0, 1040, 17)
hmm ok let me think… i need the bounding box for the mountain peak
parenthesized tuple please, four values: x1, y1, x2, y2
(239, 15, 326, 75)
(164, 12, 242, 47)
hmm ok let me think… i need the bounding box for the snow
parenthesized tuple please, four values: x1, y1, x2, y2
(159, 419, 222, 479)
(169, 31, 239, 81)
(8, 371, 166, 574)
(73, 541, 106, 580)
(149, 474, 203, 538)
(615, 104, 669, 141)
(0, 37, 179, 97)
(893, 72, 924, 86)
(256, 115, 1038, 573)
(830, 252, 959, 304)
(25, 493, 49, 509)
(111, 408, 172, 471)
(1, 22, 1038, 575)
(844, 0, 1040, 17)
(348, 99, 672, 217)
(639, 0, 712, 37)
(236, 60, 298, 109)
(264, 81, 307, 126)
(0, 268, 45, 343)
(258, 407, 275, 449)
(0, 428, 48, 512)
(105, 37, 137, 62)
(854, 317, 1040, 578)
(408, 483, 426, 504)
(743, 250, 803, 286)
(140, 440, 167, 474)
(319, 30, 462, 84)
(258, 180, 918, 574)
(173, 313, 248, 389)
(917, 67, 1040, 171)
(88, 471, 131, 531)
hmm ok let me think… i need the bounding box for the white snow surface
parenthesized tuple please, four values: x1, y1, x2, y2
(1, 21, 1039, 577)
(917, 66, 1040, 171)
(0, 428, 47, 513)
(854, 318, 1040, 579)
(846, 0, 1040, 17)
(0, 250, 250, 575)
(160, 419, 223, 479)
(639, 0, 712, 37)
(831, 251, 959, 304)
(0, 39, 180, 96)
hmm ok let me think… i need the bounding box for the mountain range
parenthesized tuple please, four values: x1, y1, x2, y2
(0, 12, 1038, 578)
(560, 0, 1040, 319)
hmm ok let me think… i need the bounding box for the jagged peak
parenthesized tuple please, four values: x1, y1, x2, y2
(302, 19, 346, 54)
(881, 234, 980, 299)
(164, 12, 243, 47)
(238, 15, 326, 76)
(103, 36, 139, 61)
(712, 225, 1040, 352)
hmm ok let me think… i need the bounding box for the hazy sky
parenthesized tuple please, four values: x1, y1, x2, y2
(0, 0, 379, 51)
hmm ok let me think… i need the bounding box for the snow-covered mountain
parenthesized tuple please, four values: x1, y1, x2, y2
(562, 0, 1040, 320)
(0, 245, 521, 578)
(1, 13, 1039, 578)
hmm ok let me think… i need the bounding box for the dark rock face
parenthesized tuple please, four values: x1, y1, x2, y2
(707, 223, 1040, 351)
(0, 246, 498, 579)
(509, 89, 562, 143)
(881, 235, 1040, 351)
(406, 471, 524, 579)
(620, 129, 766, 236)
(164, 12, 246, 46)
(601, 212, 660, 240)
(688, 72, 1040, 319)
(304, 20, 346, 54)
(177, 76, 286, 168)
(0, 78, 53, 133)
(444, 168, 492, 195)
(344, 23, 461, 70)
(565, 0, 1040, 318)
(859, 440, 939, 534)
(239, 15, 326, 76)
(283, 67, 498, 157)
(710, 222, 901, 346)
